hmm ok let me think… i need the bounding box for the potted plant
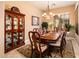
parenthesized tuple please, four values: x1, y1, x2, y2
(64, 23, 72, 31)
(41, 22, 48, 31)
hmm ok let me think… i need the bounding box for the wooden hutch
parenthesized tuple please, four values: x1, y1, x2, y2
(4, 7, 25, 53)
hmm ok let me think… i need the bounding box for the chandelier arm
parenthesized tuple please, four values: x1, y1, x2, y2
(48, 1, 50, 11)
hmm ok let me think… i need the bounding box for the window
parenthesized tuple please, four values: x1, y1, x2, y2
(60, 12, 70, 28)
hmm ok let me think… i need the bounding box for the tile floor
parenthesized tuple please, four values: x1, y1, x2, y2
(3, 41, 30, 58)
(3, 34, 79, 58)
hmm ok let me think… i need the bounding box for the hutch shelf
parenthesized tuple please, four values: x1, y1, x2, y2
(5, 10, 25, 53)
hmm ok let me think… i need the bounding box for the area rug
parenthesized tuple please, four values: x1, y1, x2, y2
(51, 40, 75, 58)
(17, 40, 75, 58)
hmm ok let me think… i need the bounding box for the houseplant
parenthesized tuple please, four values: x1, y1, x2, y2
(41, 22, 48, 30)
(65, 23, 75, 31)
(65, 23, 72, 31)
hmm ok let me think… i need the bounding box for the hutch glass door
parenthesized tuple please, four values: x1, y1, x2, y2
(19, 17, 24, 44)
(5, 15, 12, 50)
(13, 16, 18, 47)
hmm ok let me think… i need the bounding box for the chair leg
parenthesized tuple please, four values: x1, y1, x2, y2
(31, 49, 33, 58)
(39, 53, 42, 58)
(47, 45, 52, 57)
(60, 48, 63, 57)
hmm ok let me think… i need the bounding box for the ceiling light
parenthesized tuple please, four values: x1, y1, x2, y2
(49, 12, 53, 15)
(42, 1, 55, 19)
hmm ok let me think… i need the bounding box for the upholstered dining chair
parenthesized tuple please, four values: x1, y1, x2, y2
(28, 31, 48, 58)
(33, 28, 38, 32)
(48, 32, 66, 57)
(33, 28, 44, 35)
(54, 27, 58, 32)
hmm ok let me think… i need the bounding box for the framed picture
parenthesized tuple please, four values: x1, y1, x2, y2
(32, 16, 39, 26)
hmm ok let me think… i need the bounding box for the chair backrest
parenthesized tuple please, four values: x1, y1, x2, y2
(54, 27, 59, 32)
(28, 31, 42, 53)
(33, 28, 44, 35)
(60, 32, 66, 49)
(33, 28, 38, 32)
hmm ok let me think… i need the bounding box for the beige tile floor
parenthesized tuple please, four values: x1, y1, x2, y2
(3, 48, 26, 58)
(3, 35, 79, 58)
(3, 40, 30, 58)
(72, 38, 79, 58)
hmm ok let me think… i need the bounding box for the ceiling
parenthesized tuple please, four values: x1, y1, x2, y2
(27, 1, 76, 11)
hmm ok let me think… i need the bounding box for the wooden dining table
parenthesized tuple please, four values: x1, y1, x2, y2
(38, 31, 63, 57)
(40, 32, 62, 43)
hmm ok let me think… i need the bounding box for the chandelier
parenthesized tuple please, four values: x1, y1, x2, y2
(42, 1, 55, 19)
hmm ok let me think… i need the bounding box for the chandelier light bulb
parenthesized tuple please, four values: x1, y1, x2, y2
(42, 14, 44, 16)
(42, 12, 47, 16)
(49, 12, 53, 15)
(43, 13, 46, 15)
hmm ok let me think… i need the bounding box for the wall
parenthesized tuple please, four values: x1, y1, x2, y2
(78, 4, 79, 35)
(75, 3, 78, 34)
(4, 1, 42, 43)
(43, 5, 76, 26)
(75, 2, 79, 35)
(0, 2, 4, 57)
(75, 2, 79, 46)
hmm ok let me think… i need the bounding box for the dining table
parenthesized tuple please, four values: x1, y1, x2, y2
(39, 31, 63, 57)
(40, 31, 63, 43)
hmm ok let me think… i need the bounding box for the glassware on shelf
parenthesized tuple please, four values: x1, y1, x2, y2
(6, 15, 12, 30)
(6, 42, 12, 49)
(6, 32, 11, 41)
(13, 17, 18, 29)
(19, 31, 23, 40)
(6, 32, 12, 49)
(13, 32, 18, 41)
(20, 18, 23, 29)
(20, 31, 23, 35)
(20, 21, 22, 25)
(20, 36, 23, 40)
(13, 31, 18, 47)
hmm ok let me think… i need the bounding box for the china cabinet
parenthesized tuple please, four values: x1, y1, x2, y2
(5, 10, 25, 53)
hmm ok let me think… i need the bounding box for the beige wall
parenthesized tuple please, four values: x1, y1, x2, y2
(0, 2, 4, 57)
(43, 5, 76, 26)
(75, 4, 78, 32)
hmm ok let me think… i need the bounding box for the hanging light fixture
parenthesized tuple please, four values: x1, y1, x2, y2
(42, 1, 55, 19)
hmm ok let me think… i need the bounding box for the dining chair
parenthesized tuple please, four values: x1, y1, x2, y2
(48, 32, 66, 57)
(33, 28, 38, 32)
(54, 27, 59, 32)
(28, 31, 48, 58)
(33, 28, 44, 35)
